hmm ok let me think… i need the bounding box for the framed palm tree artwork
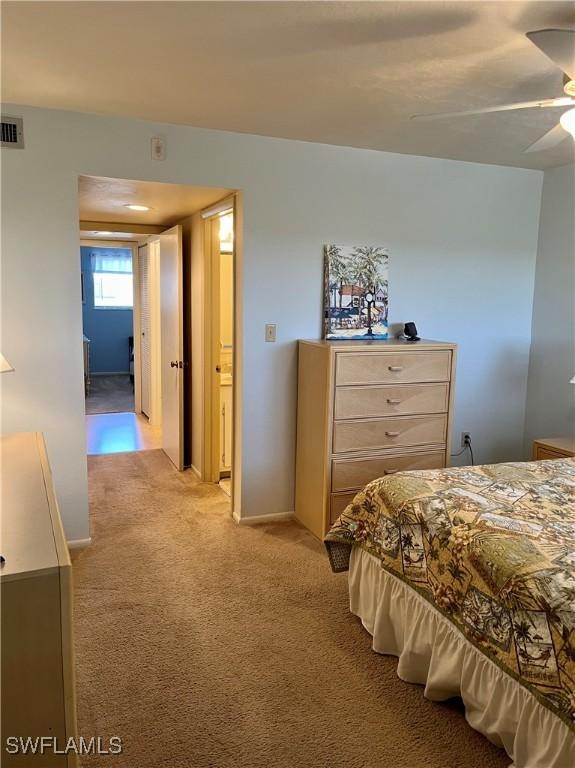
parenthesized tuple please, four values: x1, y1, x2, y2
(324, 244, 389, 340)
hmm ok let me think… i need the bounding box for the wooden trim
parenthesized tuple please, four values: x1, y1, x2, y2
(201, 195, 240, 504)
(202, 216, 215, 481)
(186, 193, 242, 518)
(80, 220, 165, 235)
(200, 195, 236, 219)
(231, 192, 243, 521)
(209, 216, 222, 483)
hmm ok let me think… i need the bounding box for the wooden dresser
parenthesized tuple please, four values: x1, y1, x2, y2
(1, 433, 78, 766)
(532, 436, 575, 460)
(295, 339, 457, 538)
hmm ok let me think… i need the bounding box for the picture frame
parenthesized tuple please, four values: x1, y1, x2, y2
(324, 244, 389, 340)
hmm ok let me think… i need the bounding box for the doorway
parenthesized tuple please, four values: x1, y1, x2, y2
(78, 176, 239, 506)
(202, 202, 235, 496)
(80, 238, 162, 455)
(81, 242, 137, 415)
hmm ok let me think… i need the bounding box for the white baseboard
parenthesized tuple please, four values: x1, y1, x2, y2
(189, 464, 201, 480)
(67, 537, 92, 550)
(232, 510, 294, 525)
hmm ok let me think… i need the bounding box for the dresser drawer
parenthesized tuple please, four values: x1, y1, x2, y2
(532, 438, 575, 460)
(330, 492, 357, 523)
(332, 451, 445, 492)
(534, 447, 566, 461)
(334, 382, 449, 420)
(333, 414, 447, 454)
(335, 350, 451, 386)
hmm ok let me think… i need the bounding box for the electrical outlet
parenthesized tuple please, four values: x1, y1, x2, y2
(265, 323, 277, 342)
(461, 432, 471, 448)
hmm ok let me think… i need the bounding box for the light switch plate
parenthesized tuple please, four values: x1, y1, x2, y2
(151, 136, 166, 161)
(265, 323, 277, 342)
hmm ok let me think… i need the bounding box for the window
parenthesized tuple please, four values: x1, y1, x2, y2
(91, 250, 133, 309)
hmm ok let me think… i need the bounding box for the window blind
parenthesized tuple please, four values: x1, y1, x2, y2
(91, 251, 132, 274)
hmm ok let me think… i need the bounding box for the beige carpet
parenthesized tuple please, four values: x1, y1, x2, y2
(73, 450, 508, 768)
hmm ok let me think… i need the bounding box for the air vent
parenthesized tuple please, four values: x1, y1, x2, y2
(1, 116, 24, 149)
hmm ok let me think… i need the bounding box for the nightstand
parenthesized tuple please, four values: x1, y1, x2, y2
(532, 437, 575, 461)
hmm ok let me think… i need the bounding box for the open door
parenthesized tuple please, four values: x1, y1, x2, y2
(159, 224, 184, 470)
(201, 201, 235, 485)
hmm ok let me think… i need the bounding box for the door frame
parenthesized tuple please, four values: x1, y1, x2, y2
(80, 238, 141, 414)
(200, 195, 240, 503)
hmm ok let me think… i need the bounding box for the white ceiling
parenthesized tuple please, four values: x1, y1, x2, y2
(3, 1, 575, 169)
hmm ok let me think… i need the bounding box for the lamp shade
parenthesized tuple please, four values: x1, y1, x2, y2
(0, 353, 14, 373)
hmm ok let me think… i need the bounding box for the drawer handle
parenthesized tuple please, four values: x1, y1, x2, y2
(385, 431, 400, 437)
(388, 366, 403, 372)
(384, 469, 399, 475)
(387, 398, 401, 405)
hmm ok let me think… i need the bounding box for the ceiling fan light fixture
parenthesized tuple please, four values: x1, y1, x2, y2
(559, 107, 575, 138)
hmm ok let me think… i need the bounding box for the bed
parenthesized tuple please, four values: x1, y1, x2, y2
(325, 458, 575, 768)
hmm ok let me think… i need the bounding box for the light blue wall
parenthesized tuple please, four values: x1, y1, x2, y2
(524, 163, 575, 448)
(81, 246, 133, 374)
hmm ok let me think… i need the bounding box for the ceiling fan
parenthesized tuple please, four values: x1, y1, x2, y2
(412, 29, 575, 153)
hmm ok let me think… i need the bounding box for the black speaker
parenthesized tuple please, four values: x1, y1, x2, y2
(404, 322, 420, 342)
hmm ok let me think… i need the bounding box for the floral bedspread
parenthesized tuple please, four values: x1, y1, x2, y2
(325, 458, 575, 730)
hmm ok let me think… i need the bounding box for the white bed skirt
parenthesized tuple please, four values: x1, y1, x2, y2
(349, 547, 575, 768)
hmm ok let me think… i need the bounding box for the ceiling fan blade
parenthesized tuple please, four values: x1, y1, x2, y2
(524, 123, 569, 153)
(526, 29, 575, 80)
(411, 97, 575, 121)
